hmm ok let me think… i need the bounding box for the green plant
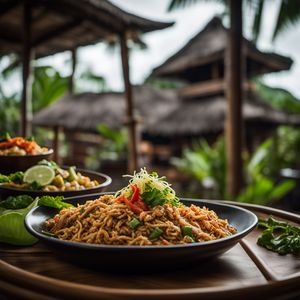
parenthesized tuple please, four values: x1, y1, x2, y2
(172, 138, 226, 198)
(85, 124, 128, 170)
(254, 81, 300, 114)
(0, 94, 19, 136)
(32, 66, 68, 113)
(76, 68, 108, 93)
(173, 134, 296, 205)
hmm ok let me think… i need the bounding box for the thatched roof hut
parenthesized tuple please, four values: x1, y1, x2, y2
(0, 0, 174, 170)
(146, 93, 300, 137)
(150, 17, 292, 82)
(33, 85, 300, 137)
(32, 86, 178, 133)
(0, 0, 174, 57)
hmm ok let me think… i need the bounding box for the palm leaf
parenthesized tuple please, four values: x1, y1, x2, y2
(273, 0, 300, 40)
(251, 0, 264, 42)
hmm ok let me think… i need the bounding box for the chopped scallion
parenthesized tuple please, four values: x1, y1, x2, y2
(41, 230, 56, 237)
(182, 226, 194, 238)
(149, 227, 163, 240)
(129, 217, 140, 229)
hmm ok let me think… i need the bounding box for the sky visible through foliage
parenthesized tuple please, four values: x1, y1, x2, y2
(2, 0, 300, 99)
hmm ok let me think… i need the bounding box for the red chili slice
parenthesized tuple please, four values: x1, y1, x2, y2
(130, 184, 140, 203)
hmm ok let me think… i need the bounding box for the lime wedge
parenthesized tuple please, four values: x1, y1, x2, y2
(24, 165, 55, 186)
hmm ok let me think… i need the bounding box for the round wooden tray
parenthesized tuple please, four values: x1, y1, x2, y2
(0, 202, 299, 300)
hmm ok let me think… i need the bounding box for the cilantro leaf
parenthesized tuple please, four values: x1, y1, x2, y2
(0, 195, 34, 210)
(257, 216, 300, 255)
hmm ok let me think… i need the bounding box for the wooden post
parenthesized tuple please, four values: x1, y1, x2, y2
(211, 62, 219, 79)
(53, 125, 60, 164)
(21, 0, 32, 137)
(68, 48, 77, 94)
(120, 32, 138, 173)
(225, 0, 243, 197)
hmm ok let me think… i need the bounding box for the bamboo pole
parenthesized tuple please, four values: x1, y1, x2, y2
(21, 0, 32, 137)
(120, 32, 138, 173)
(225, 0, 243, 197)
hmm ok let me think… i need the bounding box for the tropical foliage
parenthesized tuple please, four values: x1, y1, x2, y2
(168, 0, 300, 42)
(32, 66, 68, 113)
(172, 128, 298, 205)
(254, 80, 300, 114)
(85, 124, 127, 170)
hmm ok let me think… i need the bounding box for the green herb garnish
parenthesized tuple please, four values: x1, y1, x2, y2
(38, 196, 73, 210)
(257, 216, 300, 255)
(182, 226, 194, 239)
(30, 181, 42, 190)
(129, 217, 140, 229)
(149, 227, 163, 240)
(0, 195, 34, 210)
(116, 168, 182, 208)
(26, 136, 35, 141)
(80, 207, 85, 214)
(0, 174, 10, 183)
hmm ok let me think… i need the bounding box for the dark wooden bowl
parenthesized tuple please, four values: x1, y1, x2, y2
(0, 149, 54, 175)
(0, 169, 112, 199)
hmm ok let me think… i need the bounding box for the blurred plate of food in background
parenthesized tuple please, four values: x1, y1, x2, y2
(0, 160, 111, 198)
(0, 134, 53, 174)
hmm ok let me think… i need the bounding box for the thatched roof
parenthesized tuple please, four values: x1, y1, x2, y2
(32, 86, 178, 132)
(151, 17, 292, 82)
(0, 0, 174, 57)
(146, 94, 300, 137)
(32, 85, 300, 137)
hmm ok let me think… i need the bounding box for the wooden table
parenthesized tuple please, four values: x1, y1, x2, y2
(0, 202, 299, 300)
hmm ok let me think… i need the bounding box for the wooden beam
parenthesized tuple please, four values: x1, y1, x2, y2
(0, 27, 21, 44)
(179, 79, 224, 98)
(247, 50, 290, 72)
(0, 0, 20, 18)
(21, 0, 33, 137)
(179, 79, 252, 99)
(225, 0, 243, 197)
(211, 62, 219, 79)
(33, 19, 82, 47)
(120, 33, 138, 173)
(68, 47, 77, 94)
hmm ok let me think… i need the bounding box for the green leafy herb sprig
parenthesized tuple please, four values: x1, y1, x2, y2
(257, 217, 300, 255)
(0, 172, 24, 184)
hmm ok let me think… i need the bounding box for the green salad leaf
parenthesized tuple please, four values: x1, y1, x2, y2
(0, 199, 38, 246)
(0, 195, 73, 246)
(257, 216, 300, 255)
(38, 195, 73, 210)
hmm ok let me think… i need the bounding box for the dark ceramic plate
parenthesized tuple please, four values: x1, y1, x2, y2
(0, 149, 53, 174)
(25, 194, 258, 270)
(0, 170, 112, 199)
